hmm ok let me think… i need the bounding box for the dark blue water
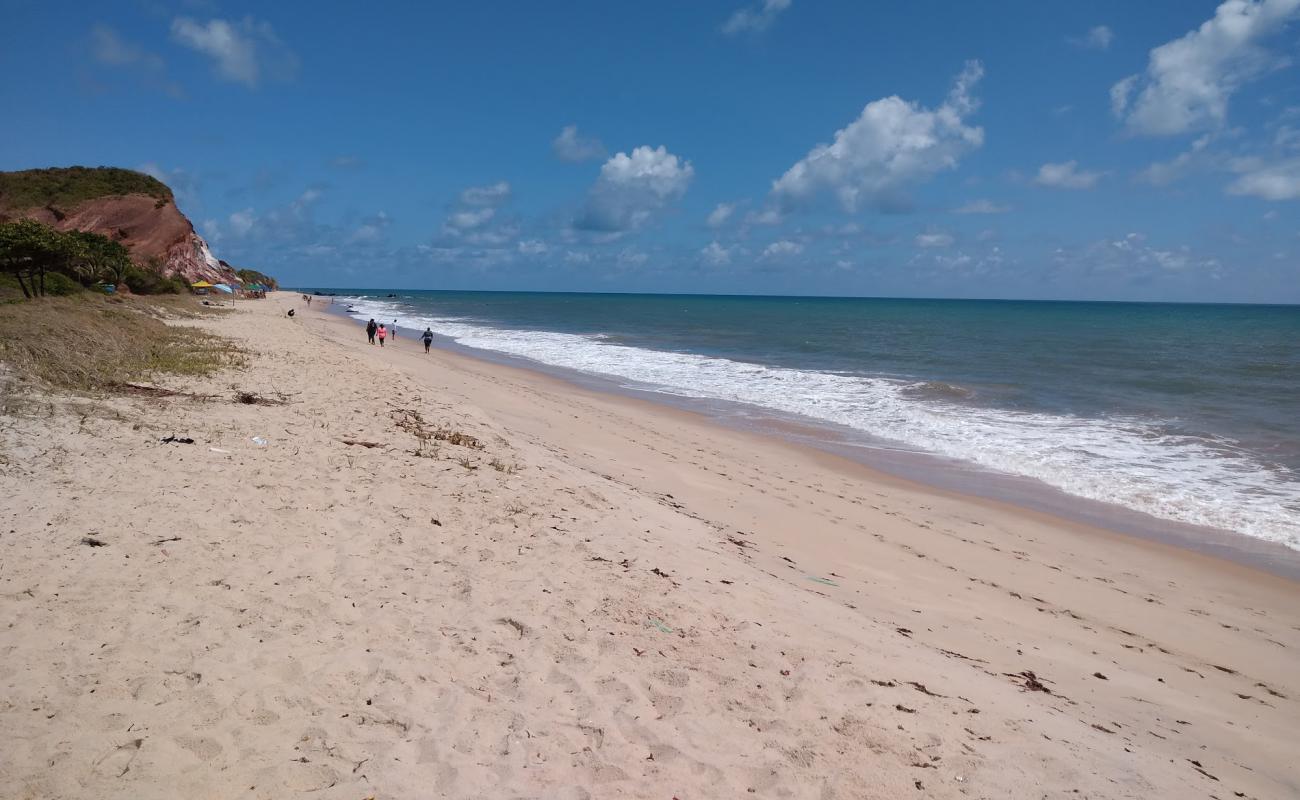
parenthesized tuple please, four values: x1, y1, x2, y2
(331, 291, 1300, 548)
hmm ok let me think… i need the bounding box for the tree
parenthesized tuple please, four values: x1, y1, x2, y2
(0, 219, 61, 298)
(67, 230, 132, 286)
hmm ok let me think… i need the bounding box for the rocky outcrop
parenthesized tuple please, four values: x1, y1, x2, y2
(0, 167, 238, 285)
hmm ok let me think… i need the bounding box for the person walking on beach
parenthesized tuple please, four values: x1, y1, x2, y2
(377, 323, 387, 347)
(392, 319, 399, 338)
(366, 318, 377, 345)
(422, 327, 434, 353)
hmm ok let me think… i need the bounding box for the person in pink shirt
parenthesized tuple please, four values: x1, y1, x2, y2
(377, 324, 387, 347)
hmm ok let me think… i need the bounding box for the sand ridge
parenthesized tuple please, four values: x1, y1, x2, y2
(1, 294, 1297, 799)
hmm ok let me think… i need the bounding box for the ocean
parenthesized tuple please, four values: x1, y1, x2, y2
(326, 291, 1300, 552)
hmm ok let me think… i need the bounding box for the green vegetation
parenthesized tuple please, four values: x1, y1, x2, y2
(0, 166, 173, 210)
(0, 294, 243, 392)
(236, 268, 279, 289)
(0, 219, 133, 298)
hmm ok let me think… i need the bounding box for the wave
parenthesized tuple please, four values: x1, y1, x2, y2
(340, 297, 1300, 549)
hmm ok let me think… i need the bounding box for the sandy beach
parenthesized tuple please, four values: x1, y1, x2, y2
(2, 292, 1297, 799)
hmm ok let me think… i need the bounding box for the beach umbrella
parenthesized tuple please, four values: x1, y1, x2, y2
(213, 283, 234, 294)
(190, 280, 213, 288)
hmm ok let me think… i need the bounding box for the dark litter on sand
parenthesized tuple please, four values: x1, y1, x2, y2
(160, 436, 194, 444)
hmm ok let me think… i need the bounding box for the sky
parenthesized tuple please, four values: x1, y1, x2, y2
(2, 0, 1300, 302)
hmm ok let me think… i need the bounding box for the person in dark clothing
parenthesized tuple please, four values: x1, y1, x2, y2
(366, 318, 377, 345)
(422, 327, 434, 353)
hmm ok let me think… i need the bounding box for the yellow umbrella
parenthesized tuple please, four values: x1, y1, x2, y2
(190, 280, 214, 288)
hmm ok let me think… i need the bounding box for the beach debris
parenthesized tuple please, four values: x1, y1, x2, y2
(1093, 672, 1109, 680)
(647, 618, 673, 634)
(1187, 759, 1220, 782)
(152, 536, 181, 545)
(80, 536, 107, 547)
(430, 518, 442, 526)
(496, 617, 527, 638)
(234, 390, 287, 405)
(650, 567, 672, 579)
(209, 447, 231, 454)
(251, 436, 268, 446)
(895, 703, 917, 714)
(160, 435, 194, 444)
(341, 439, 384, 448)
(1006, 670, 1052, 693)
(906, 681, 944, 697)
(806, 576, 838, 586)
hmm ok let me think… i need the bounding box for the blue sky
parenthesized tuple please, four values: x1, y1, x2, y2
(2, 0, 1299, 301)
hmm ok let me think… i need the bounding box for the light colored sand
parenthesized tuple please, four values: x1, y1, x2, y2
(1, 293, 1297, 799)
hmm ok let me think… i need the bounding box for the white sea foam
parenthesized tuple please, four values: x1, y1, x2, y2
(341, 297, 1300, 549)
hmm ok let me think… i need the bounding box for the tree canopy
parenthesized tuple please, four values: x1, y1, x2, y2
(0, 166, 173, 211)
(0, 219, 133, 298)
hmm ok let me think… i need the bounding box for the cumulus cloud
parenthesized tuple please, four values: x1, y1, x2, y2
(701, 241, 733, 265)
(170, 16, 298, 87)
(762, 239, 803, 259)
(575, 146, 694, 232)
(1111, 0, 1300, 136)
(459, 181, 512, 207)
(707, 202, 736, 228)
(1227, 156, 1300, 199)
(1070, 25, 1114, 49)
(722, 0, 792, 35)
(915, 232, 955, 248)
(552, 125, 606, 162)
(1034, 160, 1102, 189)
(1136, 134, 1216, 185)
(770, 60, 984, 213)
(954, 199, 1009, 214)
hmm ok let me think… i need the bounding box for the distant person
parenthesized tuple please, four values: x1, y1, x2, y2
(366, 318, 377, 345)
(306, 296, 312, 306)
(392, 319, 399, 338)
(421, 327, 434, 353)
(377, 323, 387, 347)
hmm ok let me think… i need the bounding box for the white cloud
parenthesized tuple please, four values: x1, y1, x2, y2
(170, 16, 298, 87)
(762, 239, 803, 258)
(552, 125, 606, 162)
(954, 199, 1009, 214)
(707, 202, 736, 228)
(745, 207, 784, 226)
(459, 181, 511, 207)
(576, 145, 694, 231)
(1111, 0, 1300, 136)
(1034, 160, 1102, 189)
(701, 241, 733, 265)
(1136, 134, 1215, 185)
(517, 239, 549, 256)
(722, 0, 792, 35)
(92, 25, 163, 69)
(770, 60, 984, 212)
(228, 208, 256, 237)
(447, 207, 495, 231)
(348, 212, 391, 244)
(1070, 25, 1114, 49)
(915, 232, 955, 248)
(1227, 156, 1300, 199)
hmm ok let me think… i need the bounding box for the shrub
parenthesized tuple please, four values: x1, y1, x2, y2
(123, 266, 184, 295)
(42, 271, 82, 296)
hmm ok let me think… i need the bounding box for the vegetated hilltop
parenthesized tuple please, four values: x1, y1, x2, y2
(0, 166, 236, 285)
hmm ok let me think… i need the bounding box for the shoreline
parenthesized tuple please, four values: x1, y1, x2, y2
(320, 295, 1300, 581)
(4, 293, 1298, 798)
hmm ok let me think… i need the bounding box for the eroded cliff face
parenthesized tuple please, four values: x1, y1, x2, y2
(3, 195, 236, 285)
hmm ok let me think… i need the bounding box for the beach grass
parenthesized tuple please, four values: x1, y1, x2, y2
(0, 292, 243, 392)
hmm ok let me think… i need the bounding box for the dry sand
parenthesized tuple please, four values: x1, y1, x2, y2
(1, 293, 1297, 799)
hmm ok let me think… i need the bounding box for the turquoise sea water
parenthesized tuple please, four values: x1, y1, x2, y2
(328, 291, 1300, 550)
